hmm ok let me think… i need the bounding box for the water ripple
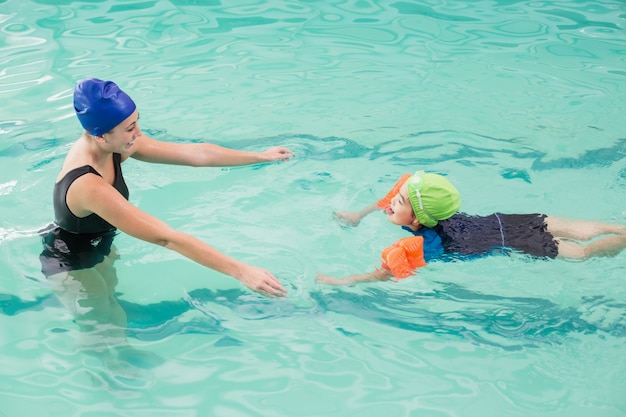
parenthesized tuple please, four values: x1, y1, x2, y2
(2, 0, 626, 415)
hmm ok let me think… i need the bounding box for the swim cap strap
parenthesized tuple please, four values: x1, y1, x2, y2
(407, 172, 439, 225)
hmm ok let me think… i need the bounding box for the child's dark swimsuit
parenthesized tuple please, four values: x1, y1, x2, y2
(404, 212, 559, 262)
(39, 153, 129, 277)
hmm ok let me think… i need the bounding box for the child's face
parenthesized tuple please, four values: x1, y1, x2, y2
(384, 181, 418, 227)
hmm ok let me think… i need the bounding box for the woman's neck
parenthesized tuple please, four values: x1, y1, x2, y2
(78, 133, 113, 169)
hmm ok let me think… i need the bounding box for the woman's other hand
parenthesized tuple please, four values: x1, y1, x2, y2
(260, 147, 294, 162)
(236, 264, 288, 297)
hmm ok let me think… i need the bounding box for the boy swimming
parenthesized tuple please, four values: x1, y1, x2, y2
(317, 171, 626, 285)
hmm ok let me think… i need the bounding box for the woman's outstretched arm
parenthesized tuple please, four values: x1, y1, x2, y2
(129, 134, 294, 167)
(71, 173, 287, 297)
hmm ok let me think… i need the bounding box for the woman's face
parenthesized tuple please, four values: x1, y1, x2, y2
(384, 181, 418, 227)
(103, 110, 141, 152)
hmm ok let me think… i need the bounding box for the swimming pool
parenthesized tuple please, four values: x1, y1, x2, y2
(1, 0, 625, 416)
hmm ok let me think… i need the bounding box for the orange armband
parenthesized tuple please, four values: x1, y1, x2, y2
(377, 174, 412, 210)
(380, 236, 427, 279)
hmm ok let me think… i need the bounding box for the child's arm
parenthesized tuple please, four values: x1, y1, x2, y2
(332, 174, 412, 228)
(332, 204, 380, 227)
(316, 236, 427, 286)
(316, 268, 393, 286)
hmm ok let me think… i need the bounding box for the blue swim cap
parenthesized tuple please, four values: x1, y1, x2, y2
(74, 78, 136, 136)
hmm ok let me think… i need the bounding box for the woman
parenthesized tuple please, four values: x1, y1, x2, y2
(40, 78, 293, 363)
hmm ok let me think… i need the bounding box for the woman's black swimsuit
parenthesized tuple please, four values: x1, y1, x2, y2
(39, 153, 129, 277)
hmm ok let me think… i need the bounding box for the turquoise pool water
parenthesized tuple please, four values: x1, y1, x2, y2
(1, 0, 626, 416)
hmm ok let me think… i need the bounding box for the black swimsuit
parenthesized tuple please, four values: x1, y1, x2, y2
(39, 153, 129, 277)
(435, 212, 559, 259)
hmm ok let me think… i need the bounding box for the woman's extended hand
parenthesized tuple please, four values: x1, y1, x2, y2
(237, 264, 288, 297)
(260, 147, 294, 162)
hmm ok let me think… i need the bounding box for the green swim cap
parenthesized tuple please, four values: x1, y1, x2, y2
(407, 171, 461, 228)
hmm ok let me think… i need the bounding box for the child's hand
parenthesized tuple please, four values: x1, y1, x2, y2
(332, 211, 361, 227)
(316, 272, 345, 285)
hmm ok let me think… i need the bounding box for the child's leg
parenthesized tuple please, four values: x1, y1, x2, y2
(555, 234, 626, 259)
(545, 216, 626, 259)
(544, 216, 626, 240)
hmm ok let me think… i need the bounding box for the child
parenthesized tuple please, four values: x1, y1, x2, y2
(317, 171, 626, 285)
